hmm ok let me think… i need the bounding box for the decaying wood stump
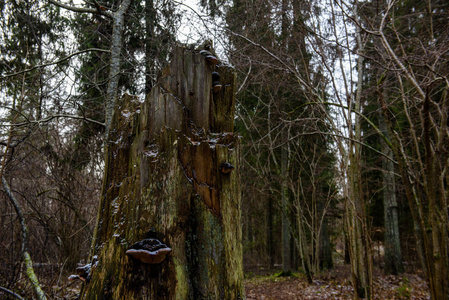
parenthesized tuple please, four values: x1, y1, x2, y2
(80, 44, 243, 299)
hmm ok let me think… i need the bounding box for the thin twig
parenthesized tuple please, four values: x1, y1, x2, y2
(48, 0, 112, 17)
(0, 286, 25, 300)
(2, 177, 47, 300)
(2, 114, 106, 128)
(1, 48, 110, 79)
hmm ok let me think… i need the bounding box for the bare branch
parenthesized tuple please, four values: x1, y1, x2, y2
(2, 114, 106, 128)
(378, 1, 426, 99)
(0, 287, 25, 300)
(236, 60, 252, 95)
(2, 177, 47, 300)
(226, 30, 315, 96)
(1, 48, 110, 79)
(48, 0, 112, 17)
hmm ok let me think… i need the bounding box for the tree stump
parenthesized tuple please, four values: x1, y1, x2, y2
(81, 45, 243, 299)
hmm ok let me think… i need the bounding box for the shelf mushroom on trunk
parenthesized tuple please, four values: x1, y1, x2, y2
(126, 239, 172, 264)
(220, 162, 235, 174)
(199, 49, 219, 65)
(212, 71, 222, 93)
(68, 256, 98, 282)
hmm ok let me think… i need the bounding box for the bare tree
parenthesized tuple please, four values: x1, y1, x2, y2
(48, 0, 132, 138)
(224, 0, 340, 281)
(353, 0, 449, 298)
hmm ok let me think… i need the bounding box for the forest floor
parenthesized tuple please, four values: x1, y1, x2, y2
(244, 265, 430, 299)
(5, 264, 429, 299)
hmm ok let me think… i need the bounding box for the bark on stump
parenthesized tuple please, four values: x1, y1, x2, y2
(81, 45, 243, 299)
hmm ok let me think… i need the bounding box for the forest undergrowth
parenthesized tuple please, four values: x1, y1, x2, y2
(0, 264, 430, 299)
(244, 265, 430, 300)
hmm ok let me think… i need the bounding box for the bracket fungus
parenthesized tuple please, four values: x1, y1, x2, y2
(199, 49, 211, 57)
(212, 71, 220, 81)
(199, 49, 219, 66)
(212, 71, 222, 92)
(68, 264, 90, 282)
(70, 255, 98, 282)
(213, 81, 222, 93)
(126, 238, 171, 264)
(76, 264, 91, 281)
(220, 162, 235, 174)
(68, 274, 81, 281)
(206, 56, 219, 65)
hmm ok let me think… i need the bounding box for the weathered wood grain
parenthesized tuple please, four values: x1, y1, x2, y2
(81, 45, 243, 299)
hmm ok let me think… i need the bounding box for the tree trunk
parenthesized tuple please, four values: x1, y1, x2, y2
(81, 45, 244, 299)
(145, 0, 156, 94)
(281, 144, 291, 275)
(280, 0, 292, 276)
(266, 197, 275, 268)
(296, 207, 313, 283)
(345, 17, 373, 298)
(104, 0, 132, 139)
(319, 216, 333, 270)
(379, 112, 403, 275)
(422, 90, 448, 299)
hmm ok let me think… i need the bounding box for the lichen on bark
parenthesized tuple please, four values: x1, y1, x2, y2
(81, 45, 244, 299)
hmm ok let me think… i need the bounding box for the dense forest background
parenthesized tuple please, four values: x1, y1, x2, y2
(0, 0, 448, 299)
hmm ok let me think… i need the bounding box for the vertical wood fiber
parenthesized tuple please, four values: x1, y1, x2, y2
(81, 45, 243, 299)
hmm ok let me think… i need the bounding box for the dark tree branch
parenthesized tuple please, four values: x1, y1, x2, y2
(48, 0, 112, 17)
(2, 114, 106, 128)
(2, 177, 47, 300)
(0, 287, 25, 300)
(1, 48, 110, 79)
